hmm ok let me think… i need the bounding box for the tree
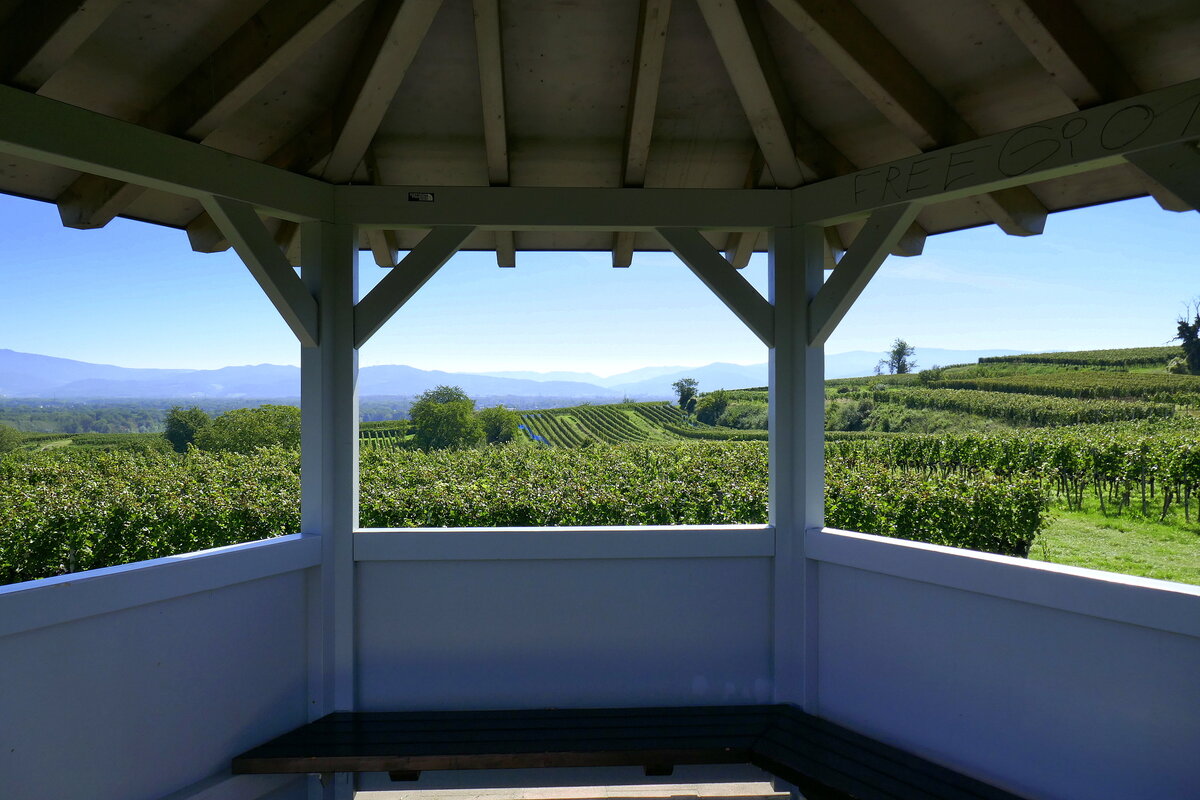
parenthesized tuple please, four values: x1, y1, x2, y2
(408, 385, 484, 450)
(672, 377, 698, 412)
(478, 406, 520, 444)
(163, 406, 211, 453)
(694, 390, 729, 426)
(876, 338, 917, 374)
(194, 404, 301, 453)
(1175, 302, 1200, 374)
(0, 423, 21, 453)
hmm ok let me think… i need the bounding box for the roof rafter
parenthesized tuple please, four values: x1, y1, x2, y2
(614, 0, 672, 268)
(986, 0, 1192, 212)
(472, 0, 516, 268)
(694, 0, 806, 188)
(764, 0, 1047, 236)
(55, 0, 366, 230)
(322, 0, 444, 182)
(0, 0, 124, 89)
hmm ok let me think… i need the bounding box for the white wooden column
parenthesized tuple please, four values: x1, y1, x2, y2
(768, 225, 825, 710)
(300, 223, 358, 704)
(301, 220, 358, 799)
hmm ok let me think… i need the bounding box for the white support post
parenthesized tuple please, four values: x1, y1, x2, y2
(768, 225, 825, 710)
(300, 221, 358, 704)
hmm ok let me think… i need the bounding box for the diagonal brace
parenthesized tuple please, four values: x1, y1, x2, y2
(1125, 142, 1200, 212)
(202, 195, 319, 347)
(354, 225, 475, 348)
(808, 203, 920, 346)
(658, 227, 775, 348)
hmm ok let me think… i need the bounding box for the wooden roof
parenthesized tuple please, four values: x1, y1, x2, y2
(1, 0, 1197, 266)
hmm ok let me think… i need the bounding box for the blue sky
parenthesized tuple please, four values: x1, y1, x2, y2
(0, 193, 1195, 375)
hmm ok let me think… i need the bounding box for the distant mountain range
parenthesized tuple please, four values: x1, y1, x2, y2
(0, 347, 1023, 401)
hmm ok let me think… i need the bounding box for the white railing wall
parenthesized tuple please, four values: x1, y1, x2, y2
(353, 526, 775, 710)
(807, 527, 1200, 800)
(0, 535, 321, 800)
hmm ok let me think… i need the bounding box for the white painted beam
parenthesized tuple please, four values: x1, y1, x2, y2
(323, 0, 444, 182)
(202, 195, 319, 347)
(300, 220, 359, 719)
(658, 227, 775, 347)
(768, 224, 825, 709)
(354, 225, 475, 348)
(792, 78, 1200, 225)
(614, 0, 673, 267)
(1125, 143, 1200, 211)
(337, 186, 791, 229)
(56, 0, 367, 229)
(766, 0, 1046, 236)
(0, 0, 123, 89)
(366, 228, 401, 268)
(472, 0, 518, 268)
(0, 85, 333, 221)
(808, 203, 919, 346)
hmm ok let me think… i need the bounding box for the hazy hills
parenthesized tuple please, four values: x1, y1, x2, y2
(0, 347, 1022, 401)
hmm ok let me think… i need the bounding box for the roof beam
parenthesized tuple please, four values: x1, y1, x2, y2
(354, 225, 475, 347)
(765, 0, 1046, 236)
(0, 85, 333, 221)
(0, 0, 124, 89)
(56, 0, 365, 230)
(986, 0, 1190, 212)
(658, 227, 775, 347)
(323, 0, 444, 182)
(695, 0, 805, 187)
(614, 0, 673, 267)
(808, 203, 919, 346)
(338, 186, 791, 229)
(985, 0, 1137, 109)
(202, 195, 319, 347)
(792, 77, 1200, 225)
(472, 0, 517, 267)
(1125, 143, 1200, 211)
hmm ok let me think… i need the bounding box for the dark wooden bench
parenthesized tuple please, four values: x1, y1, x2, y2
(232, 704, 1023, 800)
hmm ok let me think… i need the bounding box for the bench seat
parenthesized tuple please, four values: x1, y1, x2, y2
(232, 704, 1023, 800)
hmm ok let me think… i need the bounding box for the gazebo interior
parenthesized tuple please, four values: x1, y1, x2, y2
(1, 1, 1199, 798)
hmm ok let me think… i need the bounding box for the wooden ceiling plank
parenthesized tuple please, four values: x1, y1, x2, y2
(766, 0, 1046, 236)
(472, 0, 517, 268)
(55, 0, 364, 230)
(695, 0, 804, 188)
(0, 0, 124, 89)
(323, 0, 444, 182)
(986, 0, 1186, 212)
(613, 0, 672, 268)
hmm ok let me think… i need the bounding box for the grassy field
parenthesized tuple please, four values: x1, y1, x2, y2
(1032, 506, 1200, 585)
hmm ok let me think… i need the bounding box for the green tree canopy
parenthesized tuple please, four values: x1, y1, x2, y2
(163, 406, 211, 453)
(0, 423, 21, 453)
(877, 338, 917, 374)
(477, 406, 520, 444)
(409, 386, 484, 450)
(194, 404, 301, 453)
(672, 377, 699, 411)
(695, 390, 730, 426)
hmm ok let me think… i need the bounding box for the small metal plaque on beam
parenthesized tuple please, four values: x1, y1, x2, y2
(407, 192, 435, 202)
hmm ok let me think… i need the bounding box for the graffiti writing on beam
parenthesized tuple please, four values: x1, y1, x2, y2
(849, 90, 1200, 210)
